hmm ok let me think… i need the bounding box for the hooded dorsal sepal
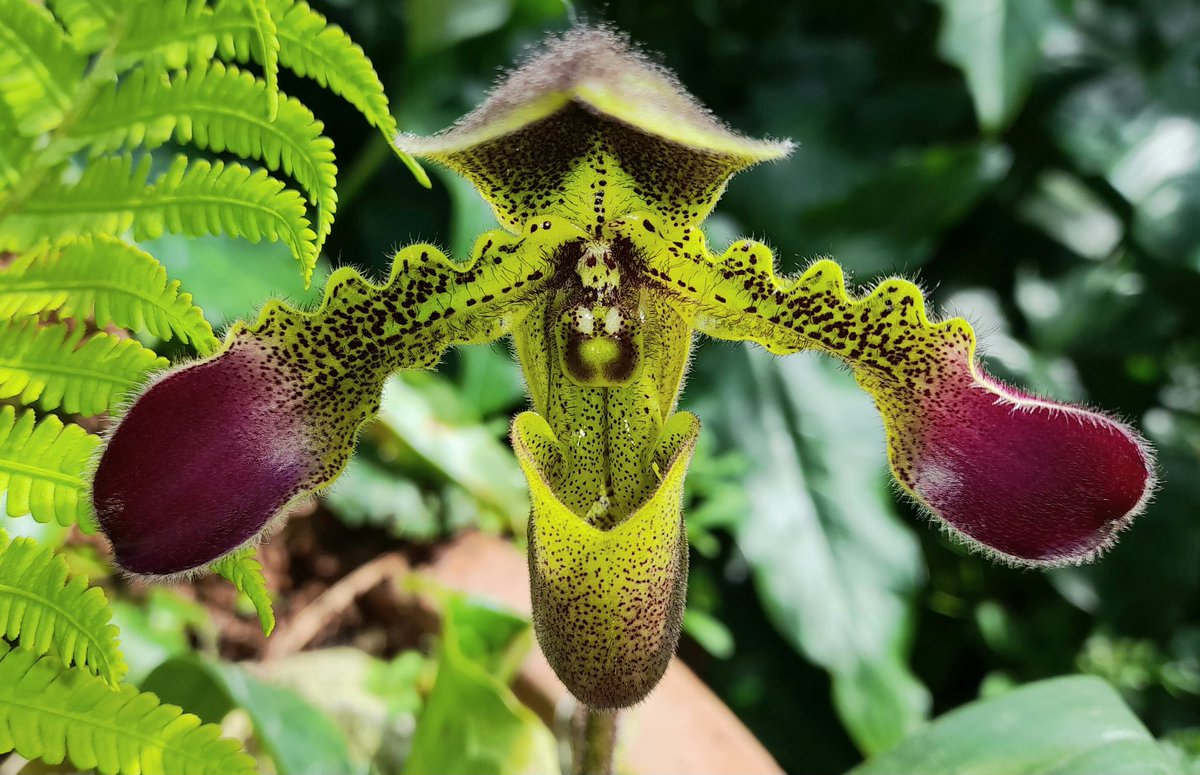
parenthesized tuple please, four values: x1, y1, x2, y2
(397, 27, 792, 233)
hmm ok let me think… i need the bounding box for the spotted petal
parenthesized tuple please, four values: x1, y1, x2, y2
(513, 410, 697, 708)
(94, 224, 578, 576)
(615, 213, 1155, 565)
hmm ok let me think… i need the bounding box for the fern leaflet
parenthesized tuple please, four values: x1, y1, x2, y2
(106, 0, 426, 186)
(0, 102, 33, 193)
(0, 236, 219, 354)
(0, 643, 256, 775)
(0, 0, 85, 135)
(0, 154, 316, 283)
(0, 320, 166, 417)
(211, 547, 276, 636)
(0, 528, 126, 685)
(67, 63, 337, 261)
(45, 0, 121, 53)
(0, 405, 97, 530)
(112, 0, 247, 72)
(264, 0, 429, 185)
(241, 0, 280, 120)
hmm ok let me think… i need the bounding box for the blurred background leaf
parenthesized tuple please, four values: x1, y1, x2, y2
(694, 349, 927, 755)
(143, 657, 363, 774)
(404, 597, 557, 775)
(852, 676, 1179, 775)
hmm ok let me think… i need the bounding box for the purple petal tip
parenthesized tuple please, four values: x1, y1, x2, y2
(899, 371, 1155, 565)
(94, 343, 313, 576)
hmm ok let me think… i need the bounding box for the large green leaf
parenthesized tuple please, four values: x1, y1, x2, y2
(255, 648, 426, 775)
(798, 145, 1010, 274)
(324, 455, 440, 539)
(933, 0, 1061, 133)
(700, 348, 927, 754)
(109, 590, 214, 685)
(1051, 67, 1200, 271)
(373, 373, 529, 533)
(852, 676, 1179, 775)
(405, 597, 556, 775)
(143, 657, 361, 775)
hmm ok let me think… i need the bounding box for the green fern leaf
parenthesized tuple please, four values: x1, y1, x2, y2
(112, 0, 244, 72)
(0, 236, 219, 354)
(0, 643, 257, 775)
(0, 320, 166, 417)
(0, 529, 126, 685)
(263, 0, 428, 186)
(0, 155, 156, 245)
(0, 101, 33, 192)
(67, 64, 337, 262)
(46, 0, 122, 53)
(211, 547, 276, 636)
(144, 154, 317, 281)
(263, 0, 390, 133)
(0, 0, 86, 135)
(0, 405, 97, 530)
(241, 0, 280, 120)
(0, 155, 316, 283)
(106, 0, 425, 186)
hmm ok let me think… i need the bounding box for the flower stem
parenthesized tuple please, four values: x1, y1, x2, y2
(572, 704, 619, 775)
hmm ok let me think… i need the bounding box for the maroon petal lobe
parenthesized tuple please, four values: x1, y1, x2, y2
(887, 363, 1156, 565)
(94, 340, 316, 576)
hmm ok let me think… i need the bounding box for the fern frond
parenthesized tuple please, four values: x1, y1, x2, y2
(211, 547, 275, 636)
(0, 405, 97, 530)
(103, 0, 425, 185)
(241, 0, 280, 120)
(0, 236, 219, 354)
(46, 0, 122, 53)
(0, 320, 165, 417)
(0, 155, 316, 282)
(264, 0, 390, 133)
(0, 102, 33, 193)
(0, 0, 86, 135)
(231, 0, 429, 185)
(68, 64, 337, 261)
(112, 0, 247, 72)
(0, 154, 153, 246)
(0, 643, 256, 775)
(0, 529, 126, 685)
(145, 154, 317, 280)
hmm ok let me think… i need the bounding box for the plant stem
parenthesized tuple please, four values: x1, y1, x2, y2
(572, 704, 619, 775)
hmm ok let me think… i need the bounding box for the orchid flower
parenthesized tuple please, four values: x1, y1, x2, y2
(92, 28, 1156, 709)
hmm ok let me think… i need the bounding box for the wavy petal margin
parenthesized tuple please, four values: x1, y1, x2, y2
(94, 223, 578, 576)
(614, 215, 1156, 566)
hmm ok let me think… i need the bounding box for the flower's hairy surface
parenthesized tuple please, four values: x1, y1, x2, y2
(95, 222, 579, 576)
(396, 26, 792, 232)
(95, 27, 1156, 707)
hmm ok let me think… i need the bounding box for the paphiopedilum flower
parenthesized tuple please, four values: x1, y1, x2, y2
(94, 28, 1155, 707)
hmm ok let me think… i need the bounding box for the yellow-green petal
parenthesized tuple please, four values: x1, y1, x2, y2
(515, 410, 698, 708)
